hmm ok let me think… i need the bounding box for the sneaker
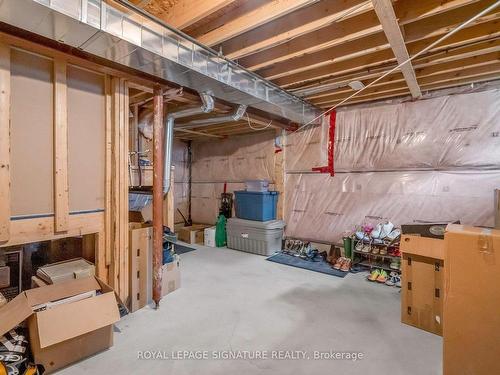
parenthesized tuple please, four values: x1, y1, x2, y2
(367, 269, 380, 282)
(385, 271, 399, 286)
(333, 257, 345, 270)
(340, 258, 352, 272)
(390, 259, 401, 270)
(376, 270, 388, 283)
(395, 274, 402, 288)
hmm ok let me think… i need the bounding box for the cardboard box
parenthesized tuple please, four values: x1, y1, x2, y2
(0, 277, 120, 374)
(129, 224, 153, 312)
(162, 255, 181, 297)
(37, 258, 95, 285)
(443, 225, 500, 375)
(204, 227, 216, 247)
(31, 276, 49, 288)
(178, 225, 210, 244)
(400, 235, 444, 336)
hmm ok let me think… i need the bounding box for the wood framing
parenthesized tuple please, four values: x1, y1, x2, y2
(0, 43, 10, 243)
(371, 0, 421, 98)
(158, 0, 237, 30)
(0, 212, 104, 248)
(274, 130, 285, 220)
(53, 58, 70, 232)
(198, 0, 318, 46)
(110, 77, 130, 303)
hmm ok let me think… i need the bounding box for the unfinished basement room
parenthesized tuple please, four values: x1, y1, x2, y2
(0, 0, 499, 374)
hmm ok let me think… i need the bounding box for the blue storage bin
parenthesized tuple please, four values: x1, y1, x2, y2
(234, 191, 279, 221)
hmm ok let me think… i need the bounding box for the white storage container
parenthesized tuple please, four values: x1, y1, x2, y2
(204, 227, 216, 247)
(227, 218, 285, 256)
(245, 179, 269, 192)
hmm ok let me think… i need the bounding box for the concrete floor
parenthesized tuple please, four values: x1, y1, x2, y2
(62, 244, 442, 375)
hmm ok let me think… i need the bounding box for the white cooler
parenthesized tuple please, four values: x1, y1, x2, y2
(227, 218, 285, 256)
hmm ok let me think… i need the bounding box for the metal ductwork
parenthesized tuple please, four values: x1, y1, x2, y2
(0, 0, 321, 125)
(177, 104, 247, 130)
(163, 92, 214, 195)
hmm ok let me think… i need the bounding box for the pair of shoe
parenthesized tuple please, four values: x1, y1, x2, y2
(367, 269, 388, 283)
(385, 271, 401, 287)
(333, 257, 351, 272)
(390, 259, 401, 270)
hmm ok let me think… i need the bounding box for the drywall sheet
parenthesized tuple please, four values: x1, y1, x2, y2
(284, 89, 500, 243)
(67, 65, 106, 212)
(10, 49, 54, 217)
(285, 171, 500, 243)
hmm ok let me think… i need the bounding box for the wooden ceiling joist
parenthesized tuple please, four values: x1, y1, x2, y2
(371, 0, 421, 98)
(197, 0, 319, 47)
(317, 62, 500, 107)
(312, 52, 500, 105)
(155, 0, 238, 30)
(239, 0, 483, 71)
(289, 21, 500, 96)
(273, 12, 500, 89)
(221, 0, 373, 59)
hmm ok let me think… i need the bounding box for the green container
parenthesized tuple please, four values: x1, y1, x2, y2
(215, 215, 227, 247)
(343, 236, 352, 259)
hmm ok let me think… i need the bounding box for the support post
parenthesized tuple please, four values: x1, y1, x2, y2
(0, 43, 10, 242)
(152, 85, 164, 308)
(53, 58, 69, 232)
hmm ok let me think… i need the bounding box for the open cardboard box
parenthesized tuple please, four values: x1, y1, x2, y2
(0, 277, 120, 374)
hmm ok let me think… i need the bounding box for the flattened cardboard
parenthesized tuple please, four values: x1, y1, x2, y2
(24, 277, 101, 307)
(0, 293, 33, 337)
(444, 225, 500, 375)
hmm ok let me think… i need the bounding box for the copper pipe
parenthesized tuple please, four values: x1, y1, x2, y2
(152, 85, 164, 309)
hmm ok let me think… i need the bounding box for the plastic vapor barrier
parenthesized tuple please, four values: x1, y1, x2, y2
(285, 88, 500, 243)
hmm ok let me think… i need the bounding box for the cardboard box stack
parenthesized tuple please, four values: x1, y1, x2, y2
(443, 225, 500, 375)
(400, 234, 445, 336)
(0, 277, 120, 374)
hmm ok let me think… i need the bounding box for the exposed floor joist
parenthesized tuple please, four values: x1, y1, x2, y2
(371, 0, 421, 97)
(135, 0, 500, 137)
(197, 0, 319, 46)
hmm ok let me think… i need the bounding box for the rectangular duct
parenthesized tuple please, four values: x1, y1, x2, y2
(0, 0, 321, 125)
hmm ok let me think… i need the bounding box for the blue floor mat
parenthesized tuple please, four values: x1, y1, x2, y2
(175, 243, 196, 254)
(266, 253, 348, 278)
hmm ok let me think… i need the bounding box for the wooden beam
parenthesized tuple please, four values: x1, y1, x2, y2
(308, 46, 500, 103)
(0, 43, 10, 243)
(223, 0, 373, 59)
(53, 58, 69, 232)
(160, 0, 237, 30)
(239, 0, 490, 71)
(317, 62, 500, 106)
(261, 17, 500, 82)
(175, 128, 224, 138)
(293, 24, 500, 96)
(371, 0, 421, 97)
(0, 212, 104, 248)
(275, 21, 500, 89)
(198, 0, 318, 46)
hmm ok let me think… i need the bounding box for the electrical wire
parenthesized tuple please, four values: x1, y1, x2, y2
(295, 0, 500, 132)
(246, 113, 273, 130)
